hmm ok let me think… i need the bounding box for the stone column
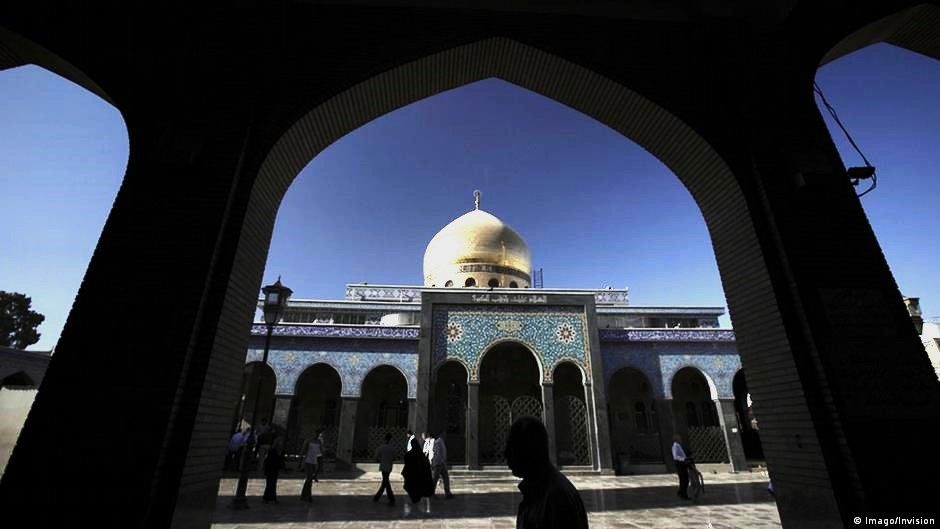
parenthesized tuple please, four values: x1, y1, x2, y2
(541, 383, 557, 466)
(335, 397, 359, 469)
(654, 399, 676, 471)
(582, 384, 601, 470)
(715, 398, 748, 472)
(407, 398, 417, 433)
(466, 382, 480, 470)
(271, 395, 292, 432)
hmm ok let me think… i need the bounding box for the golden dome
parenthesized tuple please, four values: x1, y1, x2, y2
(423, 192, 532, 288)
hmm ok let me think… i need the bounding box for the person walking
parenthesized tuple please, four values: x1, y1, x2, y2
(401, 438, 434, 515)
(300, 433, 323, 502)
(506, 416, 589, 529)
(672, 434, 690, 500)
(373, 433, 397, 505)
(405, 430, 415, 452)
(262, 434, 285, 504)
(226, 428, 246, 470)
(313, 431, 325, 482)
(256, 418, 273, 460)
(430, 432, 454, 499)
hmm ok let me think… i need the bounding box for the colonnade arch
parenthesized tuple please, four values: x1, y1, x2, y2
(289, 363, 342, 459)
(552, 362, 590, 466)
(607, 367, 662, 470)
(430, 360, 468, 464)
(234, 362, 276, 433)
(353, 365, 408, 462)
(671, 366, 725, 463)
(478, 340, 542, 464)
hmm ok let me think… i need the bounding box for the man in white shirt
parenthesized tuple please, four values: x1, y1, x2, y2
(406, 430, 416, 453)
(672, 434, 690, 500)
(422, 432, 434, 462)
(431, 433, 454, 499)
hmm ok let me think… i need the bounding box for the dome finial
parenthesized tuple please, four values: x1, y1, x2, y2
(473, 189, 481, 210)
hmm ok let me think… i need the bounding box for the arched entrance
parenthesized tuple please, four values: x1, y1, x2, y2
(733, 370, 764, 461)
(234, 362, 275, 434)
(430, 360, 468, 465)
(5, 8, 940, 526)
(479, 341, 542, 464)
(671, 367, 726, 463)
(607, 367, 661, 472)
(353, 366, 408, 462)
(552, 362, 590, 466)
(290, 364, 341, 460)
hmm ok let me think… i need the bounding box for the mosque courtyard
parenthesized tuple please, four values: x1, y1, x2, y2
(212, 470, 780, 528)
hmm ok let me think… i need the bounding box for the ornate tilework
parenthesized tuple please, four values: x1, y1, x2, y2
(600, 342, 740, 399)
(251, 324, 419, 340)
(432, 305, 589, 383)
(346, 285, 422, 302)
(594, 290, 629, 305)
(344, 284, 628, 305)
(599, 329, 735, 342)
(246, 343, 418, 398)
(659, 354, 741, 399)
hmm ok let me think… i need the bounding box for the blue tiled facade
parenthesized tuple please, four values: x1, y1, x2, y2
(247, 336, 418, 398)
(599, 341, 741, 399)
(240, 285, 744, 471)
(431, 305, 590, 382)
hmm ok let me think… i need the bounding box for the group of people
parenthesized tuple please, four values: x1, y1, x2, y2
(372, 430, 454, 511)
(223, 417, 591, 528)
(226, 418, 314, 504)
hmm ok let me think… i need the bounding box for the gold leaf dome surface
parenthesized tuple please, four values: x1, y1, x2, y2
(423, 207, 532, 288)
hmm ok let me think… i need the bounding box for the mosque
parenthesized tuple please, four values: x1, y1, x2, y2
(239, 192, 758, 474)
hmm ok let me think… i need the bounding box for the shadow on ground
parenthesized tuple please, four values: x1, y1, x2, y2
(212, 480, 775, 524)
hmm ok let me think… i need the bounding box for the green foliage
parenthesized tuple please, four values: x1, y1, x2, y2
(0, 291, 45, 349)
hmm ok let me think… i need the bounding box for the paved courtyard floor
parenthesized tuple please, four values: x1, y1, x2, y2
(212, 469, 780, 529)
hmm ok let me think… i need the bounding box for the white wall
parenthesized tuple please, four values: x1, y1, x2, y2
(0, 387, 38, 476)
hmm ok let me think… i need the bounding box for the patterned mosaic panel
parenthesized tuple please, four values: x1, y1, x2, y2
(251, 324, 419, 340)
(600, 342, 740, 399)
(432, 305, 590, 382)
(659, 353, 740, 399)
(246, 346, 418, 399)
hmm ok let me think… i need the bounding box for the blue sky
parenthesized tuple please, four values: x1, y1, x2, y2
(1, 43, 937, 351)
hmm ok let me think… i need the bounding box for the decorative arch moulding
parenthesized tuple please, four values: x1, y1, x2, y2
(246, 347, 418, 399)
(432, 305, 592, 383)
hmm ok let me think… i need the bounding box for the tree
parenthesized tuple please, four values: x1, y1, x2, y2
(0, 291, 45, 349)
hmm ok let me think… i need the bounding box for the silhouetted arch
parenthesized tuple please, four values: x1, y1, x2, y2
(1, 371, 35, 389)
(290, 363, 343, 457)
(430, 360, 469, 464)
(353, 365, 408, 461)
(235, 361, 276, 432)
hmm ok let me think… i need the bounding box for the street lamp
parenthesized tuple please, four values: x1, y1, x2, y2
(231, 277, 292, 509)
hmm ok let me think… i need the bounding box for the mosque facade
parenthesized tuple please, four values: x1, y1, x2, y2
(240, 194, 758, 473)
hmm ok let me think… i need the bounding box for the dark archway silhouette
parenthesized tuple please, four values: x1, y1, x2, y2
(3, 5, 940, 527)
(353, 365, 408, 462)
(552, 362, 590, 466)
(290, 363, 342, 460)
(607, 367, 662, 472)
(431, 360, 469, 465)
(479, 340, 541, 464)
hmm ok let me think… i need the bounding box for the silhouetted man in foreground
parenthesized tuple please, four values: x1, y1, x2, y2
(506, 416, 589, 529)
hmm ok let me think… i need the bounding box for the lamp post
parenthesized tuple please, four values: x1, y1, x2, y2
(231, 277, 292, 509)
